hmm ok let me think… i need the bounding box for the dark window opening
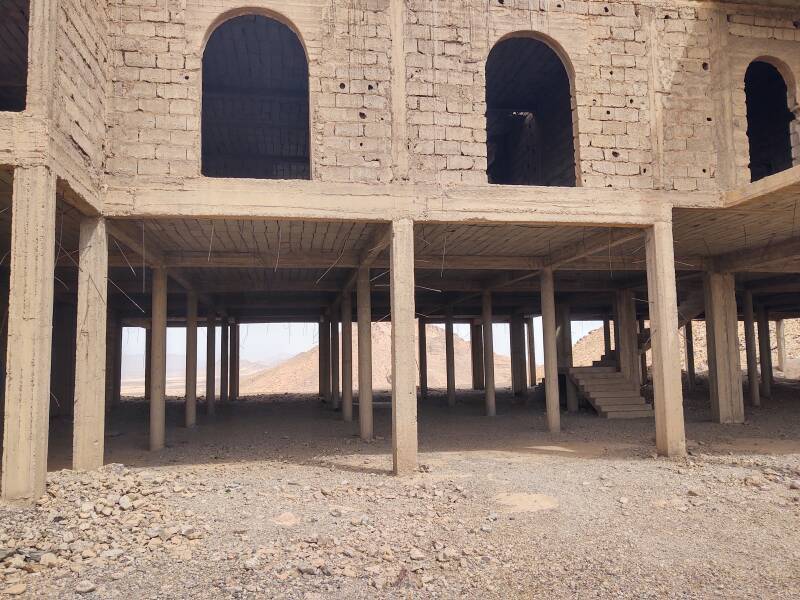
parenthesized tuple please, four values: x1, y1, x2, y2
(745, 61, 795, 182)
(202, 15, 310, 179)
(486, 37, 576, 186)
(0, 1, 30, 112)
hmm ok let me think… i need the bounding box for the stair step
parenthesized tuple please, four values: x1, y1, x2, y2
(598, 402, 652, 411)
(591, 397, 650, 406)
(570, 366, 617, 373)
(601, 409, 655, 419)
(579, 388, 642, 397)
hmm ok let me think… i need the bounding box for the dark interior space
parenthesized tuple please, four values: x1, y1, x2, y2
(0, 0, 29, 112)
(745, 60, 795, 183)
(486, 36, 576, 187)
(202, 14, 310, 180)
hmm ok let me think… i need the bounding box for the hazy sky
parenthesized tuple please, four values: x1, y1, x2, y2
(122, 319, 602, 371)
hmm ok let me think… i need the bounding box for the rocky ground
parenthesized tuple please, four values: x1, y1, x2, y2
(2, 381, 799, 598)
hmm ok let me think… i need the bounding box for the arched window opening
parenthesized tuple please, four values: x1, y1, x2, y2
(0, 1, 30, 112)
(745, 60, 795, 182)
(202, 14, 310, 179)
(486, 36, 576, 186)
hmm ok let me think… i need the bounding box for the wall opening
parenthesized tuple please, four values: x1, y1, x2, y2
(745, 60, 795, 183)
(202, 14, 310, 179)
(486, 36, 577, 186)
(0, 1, 29, 112)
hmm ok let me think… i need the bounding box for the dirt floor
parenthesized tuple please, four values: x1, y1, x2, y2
(2, 381, 799, 598)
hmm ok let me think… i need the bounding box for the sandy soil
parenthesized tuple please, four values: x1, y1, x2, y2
(3, 377, 794, 598)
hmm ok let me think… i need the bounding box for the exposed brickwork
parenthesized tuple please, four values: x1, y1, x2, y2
(94, 0, 800, 191)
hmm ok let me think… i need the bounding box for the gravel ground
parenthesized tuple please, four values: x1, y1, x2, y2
(1, 381, 799, 599)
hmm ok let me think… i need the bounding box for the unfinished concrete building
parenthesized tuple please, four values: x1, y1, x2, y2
(0, 0, 799, 504)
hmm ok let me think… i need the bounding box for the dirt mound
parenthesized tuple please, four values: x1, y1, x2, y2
(239, 322, 513, 395)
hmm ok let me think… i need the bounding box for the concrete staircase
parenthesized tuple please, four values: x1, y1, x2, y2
(569, 366, 654, 419)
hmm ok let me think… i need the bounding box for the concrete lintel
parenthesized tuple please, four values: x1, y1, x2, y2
(103, 179, 705, 226)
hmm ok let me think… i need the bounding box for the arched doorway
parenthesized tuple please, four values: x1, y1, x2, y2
(202, 14, 310, 179)
(745, 60, 796, 182)
(486, 35, 577, 186)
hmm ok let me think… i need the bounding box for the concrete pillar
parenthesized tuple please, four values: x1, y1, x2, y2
(639, 319, 648, 384)
(704, 271, 744, 424)
(510, 313, 527, 396)
(390, 218, 418, 474)
(144, 328, 151, 400)
(742, 291, 760, 407)
(185, 292, 198, 427)
(757, 305, 772, 399)
(445, 307, 455, 407)
(556, 304, 577, 413)
(481, 291, 496, 417)
(471, 321, 485, 390)
(220, 319, 229, 403)
(149, 267, 168, 451)
(206, 316, 216, 416)
(357, 266, 373, 440)
(331, 315, 340, 410)
(319, 317, 331, 403)
(1, 165, 57, 504)
(703, 277, 718, 409)
(526, 317, 537, 387)
(230, 319, 239, 401)
(645, 222, 686, 456)
(418, 317, 428, 397)
(73, 217, 108, 471)
(776, 319, 786, 373)
(112, 319, 122, 408)
(102, 310, 116, 415)
(541, 268, 560, 433)
(341, 293, 353, 421)
(603, 319, 612, 356)
(615, 289, 640, 386)
(685, 321, 696, 392)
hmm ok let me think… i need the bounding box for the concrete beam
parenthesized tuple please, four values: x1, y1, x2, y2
(73, 217, 108, 471)
(105, 179, 711, 224)
(715, 236, 800, 272)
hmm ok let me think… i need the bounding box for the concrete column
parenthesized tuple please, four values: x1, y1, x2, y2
(390, 218, 418, 474)
(220, 319, 229, 403)
(331, 315, 340, 410)
(471, 322, 485, 390)
(510, 313, 527, 396)
(418, 317, 428, 397)
(112, 320, 122, 408)
(341, 293, 353, 421)
(704, 271, 744, 424)
(445, 307, 456, 407)
(703, 277, 718, 408)
(318, 321, 325, 397)
(481, 291, 496, 417)
(103, 311, 116, 414)
(639, 319, 648, 384)
(319, 317, 331, 403)
(73, 217, 109, 471)
(1, 165, 57, 504)
(603, 319, 612, 356)
(230, 319, 239, 401)
(541, 268, 560, 433)
(776, 319, 786, 373)
(185, 292, 198, 427)
(357, 266, 373, 440)
(756, 305, 772, 399)
(149, 267, 168, 451)
(685, 321, 696, 392)
(615, 290, 640, 386)
(556, 304, 577, 413)
(645, 222, 686, 456)
(144, 328, 151, 400)
(526, 317, 537, 387)
(206, 316, 216, 416)
(742, 291, 760, 407)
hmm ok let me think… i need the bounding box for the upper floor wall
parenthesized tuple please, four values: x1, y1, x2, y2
(103, 0, 800, 193)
